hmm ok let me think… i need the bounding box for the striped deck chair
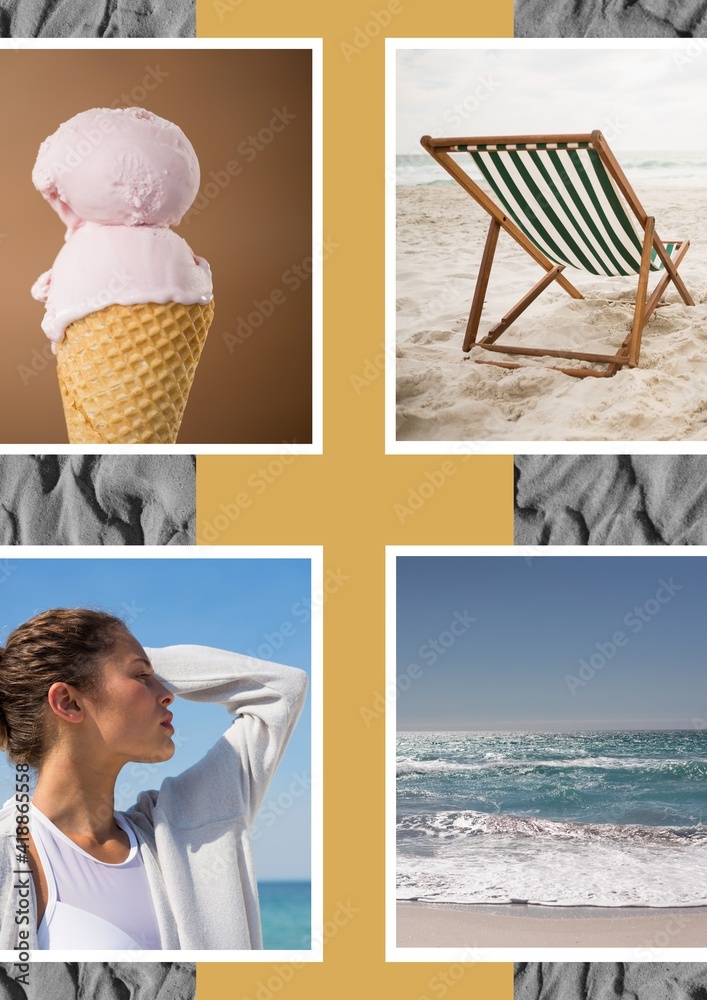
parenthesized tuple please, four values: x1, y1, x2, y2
(420, 131, 694, 377)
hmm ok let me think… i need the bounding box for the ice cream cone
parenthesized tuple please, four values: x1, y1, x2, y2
(56, 299, 215, 444)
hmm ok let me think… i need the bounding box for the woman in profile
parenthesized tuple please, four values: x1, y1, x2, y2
(0, 608, 308, 950)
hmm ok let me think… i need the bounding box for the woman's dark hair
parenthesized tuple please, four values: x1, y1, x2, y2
(0, 608, 128, 766)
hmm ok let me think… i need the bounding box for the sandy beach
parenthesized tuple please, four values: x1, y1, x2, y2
(396, 183, 707, 442)
(397, 901, 707, 948)
(515, 0, 707, 38)
(0, 0, 193, 37)
(516, 963, 707, 1000)
(0, 455, 195, 544)
(514, 454, 707, 544)
(0, 962, 196, 999)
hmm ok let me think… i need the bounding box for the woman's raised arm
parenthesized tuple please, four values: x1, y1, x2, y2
(142, 645, 308, 827)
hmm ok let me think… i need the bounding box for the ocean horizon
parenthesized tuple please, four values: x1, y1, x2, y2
(397, 729, 707, 908)
(396, 150, 707, 189)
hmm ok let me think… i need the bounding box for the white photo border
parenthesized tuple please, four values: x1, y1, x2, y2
(386, 544, 707, 961)
(0, 544, 323, 964)
(385, 37, 707, 455)
(1, 38, 323, 457)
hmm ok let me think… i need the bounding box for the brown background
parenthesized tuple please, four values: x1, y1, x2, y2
(0, 49, 312, 444)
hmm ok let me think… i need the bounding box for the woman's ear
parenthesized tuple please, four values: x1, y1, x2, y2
(46, 682, 84, 724)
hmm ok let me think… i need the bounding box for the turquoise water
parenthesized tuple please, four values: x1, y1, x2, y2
(259, 881, 311, 949)
(397, 731, 707, 907)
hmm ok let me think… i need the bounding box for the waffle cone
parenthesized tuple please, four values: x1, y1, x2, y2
(56, 300, 214, 444)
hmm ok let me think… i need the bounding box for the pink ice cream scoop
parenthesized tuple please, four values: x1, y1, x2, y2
(32, 107, 201, 234)
(32, 223, 213, 349)
(32, 107, 212, 346)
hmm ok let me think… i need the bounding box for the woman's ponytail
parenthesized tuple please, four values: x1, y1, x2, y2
(0, 647, 8, 753)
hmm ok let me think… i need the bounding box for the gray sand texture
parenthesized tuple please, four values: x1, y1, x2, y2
(0, 0, 194, 37)
(515, 964, 707, 1000)
(0, 455, 195, 545)
(0, 963, 195, 1000)
(515, 0, 707, 36)
(515, 455, 707, 545)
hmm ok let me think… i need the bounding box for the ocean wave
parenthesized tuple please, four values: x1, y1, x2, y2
(624, 158, 707, 169)
(397, 758, 484, 775)
(396, 755, 707, 777)
(397, 809, 707, 846)
(396, 815, 707, 906)
(397, 732, 707, 907)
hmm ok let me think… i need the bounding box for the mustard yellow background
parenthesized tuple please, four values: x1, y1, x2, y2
(196, 0, 513, 996)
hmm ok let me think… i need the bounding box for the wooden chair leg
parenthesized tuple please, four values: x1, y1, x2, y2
(476, 358, 623, 378)
(644, 239, 691, 324)
(629, 218, 655, 368)
(482, 265, 564, 343)
(477, 342, 628, 365)
(652, 236, 695, 306)
(606, 328, 633, 377)
(463, 218, 500, 352)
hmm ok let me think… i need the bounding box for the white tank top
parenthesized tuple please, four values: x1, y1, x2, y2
(31, 804, 162, 950)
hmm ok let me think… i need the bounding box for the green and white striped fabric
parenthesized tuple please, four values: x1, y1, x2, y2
(452, 141, 676, 277)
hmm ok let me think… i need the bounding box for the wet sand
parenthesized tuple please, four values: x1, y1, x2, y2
(397, 901, 707, 948)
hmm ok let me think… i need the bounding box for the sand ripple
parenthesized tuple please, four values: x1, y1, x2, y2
(515, 964, 707, 1000)
(0, 456, 195, 545)
(0, 0, 193, 37)
(0, 963, 195, 1000)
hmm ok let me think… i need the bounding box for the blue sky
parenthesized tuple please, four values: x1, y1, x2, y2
(397, 48, 707, 153)
(397, 556, 707, 731)
(0, 557, 311, 881)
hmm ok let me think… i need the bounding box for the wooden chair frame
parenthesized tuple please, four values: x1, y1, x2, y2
(420, 130, 695, 378)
